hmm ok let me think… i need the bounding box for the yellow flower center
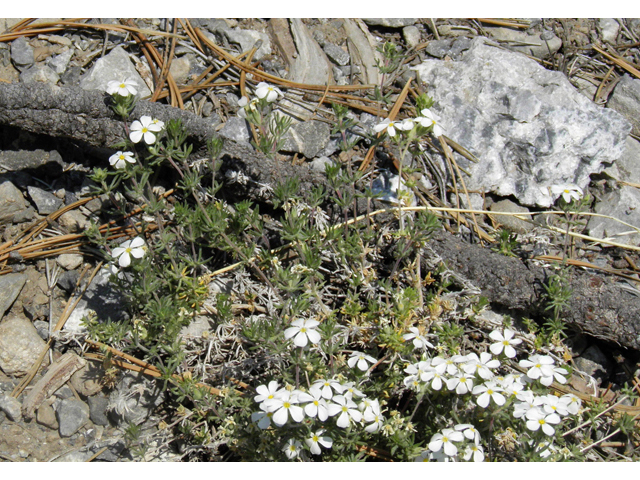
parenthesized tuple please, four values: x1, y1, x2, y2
(283, 402, 290, 409)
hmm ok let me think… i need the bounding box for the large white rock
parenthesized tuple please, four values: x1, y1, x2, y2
(412, 38, 631, 207)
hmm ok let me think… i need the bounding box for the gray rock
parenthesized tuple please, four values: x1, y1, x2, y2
(19, 64, 60, 85)
(46, 47, 74, 75)
(56, 270, 80, 293)
(602, 136, 640, 183)
(10, 37, 34, 70)
(218, 117, 250, 144)
(36, 399, 58, 429)
(27, 186, 63, 215)
(310, 156, 335, 173)
(0, 149, 65, 175)
(484, 26, 562, 58)
(63, 269, 126, 334)
(0, 315, 47, 376)
(70, 362, 104, 397)
(288, 19, 332, 85)
(80, 45, 152, 97)
(322, 43, 350, 66)
(489, 199, 533, 234)
(403, 26, 422, 49)
(424, 38, 472, 59)
(0, 394, 22, 421)
(0, 273, 27, 318)
(588, 186, 640, 246)
(169, 55, 192, 85)
(179, 315, 211, 338)
(58, 209, 90, 233)
(608, 74, 640, 137)
(0, 181, 28, 224)
(33, 320, 50, 340)
(341, 19, 381, 85)
(573, 345, 611, 385)
(412, 38, 631, 207)
(54, 385, 75, 399)
(281, 120, 331, 158)
(87, 394, 110, 426)
(56, 253, 83, 270)
(107, 372, 164, 426)
(598, 19, 620, 44)
(362, 18, 417, 28)
(224, 28, 271, 62)
(56, 397, 90, 437)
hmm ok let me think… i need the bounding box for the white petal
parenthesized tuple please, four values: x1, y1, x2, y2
(118, 253, 131, 268)
(130, 130, 143, 143)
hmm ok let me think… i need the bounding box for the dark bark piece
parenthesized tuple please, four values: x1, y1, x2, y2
(0, 82, 217, 149)
(430, 231, 640, 351)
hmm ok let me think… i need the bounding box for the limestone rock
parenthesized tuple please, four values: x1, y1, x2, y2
(0, 181, 28, 224)
(0, 315, 47, 376)
(412, 38, 631, 207)
(0, 273, 27, 318)
(80, 45, 152, 97)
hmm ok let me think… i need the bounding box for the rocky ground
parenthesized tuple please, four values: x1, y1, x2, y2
(0, 18, 640, 462)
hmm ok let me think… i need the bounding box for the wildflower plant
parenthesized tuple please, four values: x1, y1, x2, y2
(78, 70, 620, 463)
(238, 81, 292, 159)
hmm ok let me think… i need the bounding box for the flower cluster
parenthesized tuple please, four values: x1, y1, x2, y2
(514, 390, 581, 436)
(373, 108, 446, 139)
(403, 329, 580, 461)
(252, 378, 384, 459)
(419, 424, 484, 462)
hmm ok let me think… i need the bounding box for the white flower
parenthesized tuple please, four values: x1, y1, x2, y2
(472, 381, 506, 408)
(455, 424, 481, 445)
(539, 365, 569, 387)
(130, 115, 163, 144)
(102, 262, 124, 280)
(106, 78, 138, 96)
(489, 328, 522, 358)
(297, 386, 330, 421)
(431, 356, 459, 376)
(519, 354, 555, 380)
(347, 351, 377, 371)
(362, 398, 384, 433)
(149, 118, 165, 130)
(326, 394, 362, 428)
(251, 404, 275, 429)
(109, 151, 136, 169)
(312, 378, 344, 399)
(422, 369, 445, 391)
(305, 429, 332, 455)
(447, 373, 474, 395)
(499, 375, 525, 397)
(551, 184, 583, 203)
(373, 118, 413, 137)
(342, 382, 365, 399)
(254, 380, 283, 404)
(416, 108, 445, 137)
(559, 393, 582, 415)
(255, 82, 283, 102)
(463, 443, 485, 462)
(264, 391, 304, 426)
(112, 236, 146, 268)
(463, 352, 500, 380)
(284, 318, 321, 347)
(283, 438, 302, 459)
(403, 327, 434, 350)
(525, 409, 561, 436)
(428, 428, 464, 457)
(536, 394, 569, 417)
(513, 390, 538, 419)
